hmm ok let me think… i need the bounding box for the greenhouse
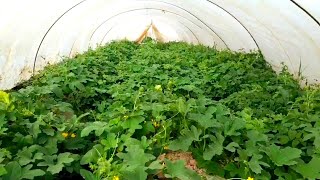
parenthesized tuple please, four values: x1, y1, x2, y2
(0, 0, 320, 179)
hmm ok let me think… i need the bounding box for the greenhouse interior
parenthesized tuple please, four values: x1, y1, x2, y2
(0, 0, 320, 179)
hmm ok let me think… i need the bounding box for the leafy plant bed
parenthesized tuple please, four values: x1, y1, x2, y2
(1, 39, 320, 180)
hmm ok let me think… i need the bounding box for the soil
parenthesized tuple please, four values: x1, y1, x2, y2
(156, 151, 207, 179)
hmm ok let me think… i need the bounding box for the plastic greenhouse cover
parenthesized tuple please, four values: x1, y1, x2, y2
(0, 0, 319, 90)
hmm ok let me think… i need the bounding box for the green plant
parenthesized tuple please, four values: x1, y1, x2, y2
(1, 39, 319, 180)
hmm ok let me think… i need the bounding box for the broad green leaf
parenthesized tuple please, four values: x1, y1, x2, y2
(118, 145, 154, 180)
(47, 164, 64, 175)
(177, 97, 187, 115)
(69, 81, 85, 91)
(121, 116, 145, 132)
(245, 140, 260, 157)
(224, 163, 243, 177)
(225, 142, 239, 152)
(141, 121, 155, 134)
(0, 165, 7, 176)
(124, 137, 152, 150)
(81, 144, 104, 165)
(43, 138, 59, 155)
(52, 86, 64, 98)
(247, 130, 268, 143)
(81, 122, 108, 137)
(80, 169, 99, 180)
(203, 133, 225, 160)
(195, 155, 225, 177)
(293, 156, 320, 179)
(33, 153, 43, 160)
(215, 104, 229, 119)
(169, 126, 202, 151)
(57, 152, 74, 164)
(223, 117, 246, 136)
(189, 106, 220, 129)
(151, 103, 168, 117)
(304, 127, 320, 149)
(29, 121, 42, 139)
(193, 149, 225, 176)
(64, 138, 86, 150)
(101, 133, 118, 150)
(203, 143, 223, 160)
(16, 147, 42, 167)
(189, 126, 202, 141)
(168, 137, 193, 152)
(3, 161, 22, 180)
(16, 147, 33, 166)
(164, 159, 201, 180)
(122, 166, 148, 180)
(274, 167, 299, 180)
(43, 127, 55, 136)
(180, 84, 197, 92)
(175, 97, 194, 116)
(12, 133, 33, 145)
(45, 153, 75, 174)
(265, 144, 301, 166)
(37, 155, 56, 167)
(21, 168, 45, 179)
(248, 154, 269, 174)
(148, 160, 163, 170)
(117, 145, 155, 168)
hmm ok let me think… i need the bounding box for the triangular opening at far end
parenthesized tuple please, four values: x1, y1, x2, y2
(135, 22, 165, 43)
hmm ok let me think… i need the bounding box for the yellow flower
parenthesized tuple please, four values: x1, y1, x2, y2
(71, 133, 76, 138)
(155, 85, 162, 91)
(164, 146, 169, 150)
(247, 177, 254, 180)
(153, 121, 160, 128)
(62, 132, 69, 138)
(113, 176, 120, 180)
(123, 115, 129, 120)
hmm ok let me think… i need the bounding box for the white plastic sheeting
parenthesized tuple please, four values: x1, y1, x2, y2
(0, 0, 320, 90)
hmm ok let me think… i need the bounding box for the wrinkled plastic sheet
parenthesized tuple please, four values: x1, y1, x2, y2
(0, 0, 319, 90)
